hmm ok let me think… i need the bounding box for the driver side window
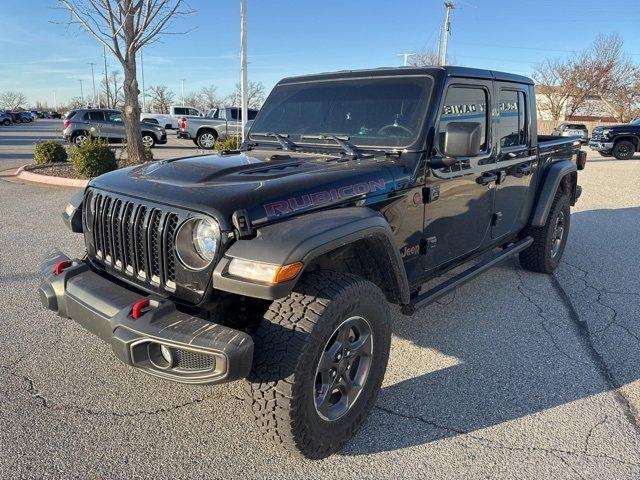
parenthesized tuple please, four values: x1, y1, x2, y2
(438, 86, 488, 155)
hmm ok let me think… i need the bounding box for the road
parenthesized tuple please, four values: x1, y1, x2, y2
(1, 120, 639, 478)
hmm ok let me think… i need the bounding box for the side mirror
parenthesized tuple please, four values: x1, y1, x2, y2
(442, 122, 482, 158)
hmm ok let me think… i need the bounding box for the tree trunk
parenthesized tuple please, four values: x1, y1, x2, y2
(122, 3, 144, 163)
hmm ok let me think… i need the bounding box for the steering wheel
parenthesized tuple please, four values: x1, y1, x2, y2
(377, 124, 413, 136)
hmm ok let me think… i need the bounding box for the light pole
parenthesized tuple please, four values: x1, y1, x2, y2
(396, 53, 414, 66)
(53, 91, 57, 111)
(79, 79, 84, 104)
(438, 2, 455, 66)
(88, 62, 97, 106)
(240, 0, 248, 140)
(180, 79, 186, 106)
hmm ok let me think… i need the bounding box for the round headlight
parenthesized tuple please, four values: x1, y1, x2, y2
(193, 218, 219, 261)
(175, 217, 221, 270)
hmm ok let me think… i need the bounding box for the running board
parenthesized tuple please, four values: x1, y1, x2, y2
(401, 237, 533, 315)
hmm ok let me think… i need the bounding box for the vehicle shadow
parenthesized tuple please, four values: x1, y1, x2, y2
(340, 207, 640, 456)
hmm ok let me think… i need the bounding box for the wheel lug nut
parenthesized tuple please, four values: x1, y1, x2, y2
(331, 370, 337, 378)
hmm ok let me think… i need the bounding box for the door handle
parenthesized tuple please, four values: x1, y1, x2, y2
(516, 164, 533, 175)
(477, 172, 498, 185)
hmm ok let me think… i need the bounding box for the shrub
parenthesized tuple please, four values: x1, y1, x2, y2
(215, 135, 240, 152)
(143, 146, 154, 162)
(34, 141, 67, 164)
(70, 140, 117, 178)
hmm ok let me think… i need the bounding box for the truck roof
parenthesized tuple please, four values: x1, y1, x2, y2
(278, 66, 534, 86)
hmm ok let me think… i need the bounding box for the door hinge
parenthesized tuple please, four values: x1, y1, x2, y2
(422, 186, 440, 204)
(232, 209, 254, 239)
(420, 236, 437, 254)
(491, 212, 503, 226)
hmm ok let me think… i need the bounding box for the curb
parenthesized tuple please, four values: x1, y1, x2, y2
(14, 166, 89, 188)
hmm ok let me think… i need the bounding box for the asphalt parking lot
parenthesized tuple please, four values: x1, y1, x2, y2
(1, 120, 639, 478)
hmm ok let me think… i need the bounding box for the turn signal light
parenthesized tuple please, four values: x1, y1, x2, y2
(227, 259, 303, 284)
(53, 260, 72, 276)
(131, 298, 150, 320)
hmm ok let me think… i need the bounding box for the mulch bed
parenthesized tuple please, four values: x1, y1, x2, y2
(23, 157, 144, 180)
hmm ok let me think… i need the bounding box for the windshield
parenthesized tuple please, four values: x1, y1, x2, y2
(250, 76, 433, 148)
(631, 119, 640, 125)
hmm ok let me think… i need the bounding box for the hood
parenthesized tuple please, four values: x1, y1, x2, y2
(90, 149, 408, 229)
(595, 124, 638, 131)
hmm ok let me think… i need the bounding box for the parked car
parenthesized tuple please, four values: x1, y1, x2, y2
(0, 112, 12, 126)
(16, 112, 33, 122)
(40, 66, 585, 459)
(5, 112, 22, 123)
(178, 107, 259, 149)
(63, 109, 167, 148)
(552, 123, 588, 143)
(589, 119, 640, 159)
(47, 111, 62, 119)
(30, 111, 39, 120)
(141, 105, 203, 129)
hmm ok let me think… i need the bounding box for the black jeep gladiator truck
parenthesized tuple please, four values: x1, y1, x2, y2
(39, 66, 586, 459)
(589, 119, 640, 159)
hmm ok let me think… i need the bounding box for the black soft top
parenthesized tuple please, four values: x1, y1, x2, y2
(278, 66, 534, 86)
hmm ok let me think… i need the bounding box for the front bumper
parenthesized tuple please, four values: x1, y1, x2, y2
(588, 140, 613, 151)
(38, 251, 254, 385)
(156, 133, 168, 144)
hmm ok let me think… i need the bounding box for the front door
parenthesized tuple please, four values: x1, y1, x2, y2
(491, 85, 536, 239)
(104, 110, 125, 142)
(422, 82, 496, 271)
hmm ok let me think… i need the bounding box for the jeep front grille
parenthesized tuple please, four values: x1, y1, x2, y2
(85, 189, 178, 291)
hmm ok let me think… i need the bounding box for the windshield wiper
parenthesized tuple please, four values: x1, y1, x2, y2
(300, 134, 362, 158)
(252, 132, 298, 151)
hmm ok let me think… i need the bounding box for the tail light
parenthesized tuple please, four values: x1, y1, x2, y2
(63, 119, 71, 129)
(577, 150, 587, 170)
(179, 116, 187, 130)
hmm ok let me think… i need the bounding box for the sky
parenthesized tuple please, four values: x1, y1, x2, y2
(1, 0, 639, 107)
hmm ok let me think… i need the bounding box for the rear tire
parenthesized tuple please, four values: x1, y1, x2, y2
(2, 119, 9, 126)
(519, 191, 571, 273)
(245, 270, 391, 459)
(196, 129, 217, 149)
(71, 131, 89, 145)
(612, 140, 635, 160)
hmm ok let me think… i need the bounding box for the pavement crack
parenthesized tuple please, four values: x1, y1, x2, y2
(550, 275, 640, 435)
(584, 415, 608, 455)
(374, 404, 640, 467)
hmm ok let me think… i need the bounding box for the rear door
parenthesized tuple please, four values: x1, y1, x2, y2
(491, 84, 536, 239)
(422, 81, 496, 271)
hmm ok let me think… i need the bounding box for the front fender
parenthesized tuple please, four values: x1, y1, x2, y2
(212, 207, 410, 301)
(530, 159, 577, 227)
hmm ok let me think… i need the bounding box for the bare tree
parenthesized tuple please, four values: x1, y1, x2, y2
(227, 80, 265, 109)
(198, 84, 220, 111)
(183, 92, 202, 110)
(409, 49, 440, 67)
(65, 97, 86, 110)
(0, 91, 28, 110)
(146, 84, 175, 113)
(58, 0, 192, 162)
(100, 70, 124, 108)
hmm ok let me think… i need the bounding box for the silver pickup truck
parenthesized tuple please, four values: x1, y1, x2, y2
(177, 107, 259, 149)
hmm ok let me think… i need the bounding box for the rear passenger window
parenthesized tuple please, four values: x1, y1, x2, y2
(188, 108, 200, 116)
(438, 86, 488, 155)
(85, 111, 105, 121)
(498, 90, 528, 148)
(174, 107, 186, 115)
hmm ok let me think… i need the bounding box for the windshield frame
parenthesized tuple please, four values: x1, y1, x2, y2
(249, 74, 435, 151)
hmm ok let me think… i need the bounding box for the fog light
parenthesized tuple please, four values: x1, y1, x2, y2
(160, 344, 173, 365)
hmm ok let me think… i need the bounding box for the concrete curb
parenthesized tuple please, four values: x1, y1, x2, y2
(14, 166, 89, 188)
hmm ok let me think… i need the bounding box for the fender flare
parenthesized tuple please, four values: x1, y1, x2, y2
(530, 159, 577, 227)
(212, 207, 410, 302)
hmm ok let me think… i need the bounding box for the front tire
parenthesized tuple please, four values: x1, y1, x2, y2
(612, 140, 635, 160)
(141, 133, 156, 148)
(245, 270, 391, 459)
(519, 191, 571, 273)
(2, 119, 10, 126)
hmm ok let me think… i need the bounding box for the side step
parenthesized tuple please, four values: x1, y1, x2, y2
(401, 236, 533, 315)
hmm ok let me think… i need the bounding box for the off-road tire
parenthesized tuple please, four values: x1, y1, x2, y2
(612, 140, 635, 160)
(519, 191, 570, 273)
(244, 270, 392, 459)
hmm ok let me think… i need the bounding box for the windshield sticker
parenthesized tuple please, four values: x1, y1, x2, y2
(264, 179, 387, 217)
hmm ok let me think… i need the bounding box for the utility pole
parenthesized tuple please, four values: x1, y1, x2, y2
(240, 0, 249, 141)
(180, 79, 186, 106)
(438, 2, 455, 66)
(396, 53, 415, 66)
(140, 49, 146, 113)
(79, 79, 84, 104)
(88, 62, 97, 106)
(103, 46, 110, 108)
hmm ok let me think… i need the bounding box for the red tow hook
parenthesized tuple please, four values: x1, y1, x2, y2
(53, 260, 72, 276)
(131, 298, 151, 320)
